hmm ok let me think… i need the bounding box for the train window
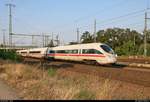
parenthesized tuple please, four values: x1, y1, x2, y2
(95, 50, 103, 54)
(82, 49, 103, 54)
(65, 50, 70, 54)
(100, 45, 114, 54)
(72, 50, 78, 54)
(56, 50, 65, 54)
(62, 50, 66, 53)
(56, 50, 78, 54)
(82, 49, 88, 54)
(88, 49, 95, 54)
(82, 49, 92, 54)
(69, 50, 73, 54)
(21, 52, 27, 54)
(49, 50, 55, 54)
(29, 51, 41, 54)
(56, 50, 61, 53)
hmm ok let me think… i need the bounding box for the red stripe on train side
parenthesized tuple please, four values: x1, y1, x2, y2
(47, 54, 105, 57)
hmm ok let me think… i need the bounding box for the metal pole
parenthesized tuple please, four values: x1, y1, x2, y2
(144, 12, 148, 57)
(94, 19, 97, 43)
(133, 33, 136, 55)
(45, 35, 48, 46)
(6, 4, 15, 48)
(42, 34, 45, 47)
(77, 28, 79, 43)
(32, 35, 34, 47)
(52, 33, 54, 46)
(9, 4, 12, 47)
(2, 29, 6, 47)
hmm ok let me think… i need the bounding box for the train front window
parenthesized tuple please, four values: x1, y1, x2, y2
(100, 45, 114, 54)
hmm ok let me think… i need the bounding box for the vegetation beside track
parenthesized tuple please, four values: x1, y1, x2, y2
(0, 60, 150, 100)
(79, 28, 150, 56)
(0, 49, 22, 62)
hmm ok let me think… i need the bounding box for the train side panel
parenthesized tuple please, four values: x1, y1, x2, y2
(48, 43, 116, 64)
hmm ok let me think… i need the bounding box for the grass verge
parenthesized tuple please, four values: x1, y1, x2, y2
(0, 61, 149, 100)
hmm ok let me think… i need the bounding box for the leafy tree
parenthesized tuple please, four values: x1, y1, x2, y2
(80, 27, 148, 56)
(81, 31, 94, 43)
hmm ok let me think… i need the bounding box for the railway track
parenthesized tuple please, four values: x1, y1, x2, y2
(118, 58, 150, 64)
(23, 58, 150, 87)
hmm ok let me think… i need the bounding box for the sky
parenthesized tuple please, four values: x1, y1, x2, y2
(0, 0, 149, 46)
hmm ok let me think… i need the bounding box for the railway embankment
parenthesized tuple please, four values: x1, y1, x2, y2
(117, 56, 150, 69)
(117, 62, 150, 69)
(0, 60, 150, 100)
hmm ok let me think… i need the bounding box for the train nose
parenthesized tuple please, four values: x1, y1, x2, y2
(107, 55, 117, 63)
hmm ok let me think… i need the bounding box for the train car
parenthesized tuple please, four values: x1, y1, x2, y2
(28, 48, 48, 59)
(16, 49, 29, 57)
(17, 47, 49, 59)
(48, 43, 117, 65)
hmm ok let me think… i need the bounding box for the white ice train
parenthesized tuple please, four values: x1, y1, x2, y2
(17, 43, 117, 65)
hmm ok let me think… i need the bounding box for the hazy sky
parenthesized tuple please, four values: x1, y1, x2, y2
(0, 0, 149, 46)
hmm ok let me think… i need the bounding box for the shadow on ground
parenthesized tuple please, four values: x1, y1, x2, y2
(44, 63, 74, 70)
(22, 59, 128, 70)
(23, 60, 74, 70)
(101, 63, 127, 69)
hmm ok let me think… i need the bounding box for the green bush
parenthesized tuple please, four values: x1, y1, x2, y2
(138, 44, 150, 56)
(75, 89, 95, 100)
(0, 49, 22, 62)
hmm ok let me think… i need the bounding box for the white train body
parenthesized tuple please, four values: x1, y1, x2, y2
(17, 47, 48, 59)
(16, 50, 28, 57)
(48, 43, 117, 64)
(17, 43, 117, 65)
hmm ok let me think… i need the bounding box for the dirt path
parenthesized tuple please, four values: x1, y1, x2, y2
(0, 80, 19, 100)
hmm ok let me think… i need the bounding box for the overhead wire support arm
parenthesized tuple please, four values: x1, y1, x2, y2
(11, 33, 51, 37)
(11, 33, 51, 47)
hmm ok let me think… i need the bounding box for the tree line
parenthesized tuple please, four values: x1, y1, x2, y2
(79, 28, 150, 56)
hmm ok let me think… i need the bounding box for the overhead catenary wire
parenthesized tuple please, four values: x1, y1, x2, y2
(97, 13, 144, 28)
(119, 21, 144, 28)
(74, 0, 128, 23)
(79, 9, 147, 29)
(56, 0, 142, 31)
(52, 0, 130, 32)
(79, 20, 145, 35)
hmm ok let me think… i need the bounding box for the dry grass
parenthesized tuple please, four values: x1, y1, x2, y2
(0, 60, 150, 100)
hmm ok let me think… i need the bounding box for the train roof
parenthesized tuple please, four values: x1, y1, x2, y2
(52, 43, 104, 48)
(17, 47, 48, 52)
(50, 43, 106, 50)
(28, 47, 48, 51)
(17, 43, 108, 52)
